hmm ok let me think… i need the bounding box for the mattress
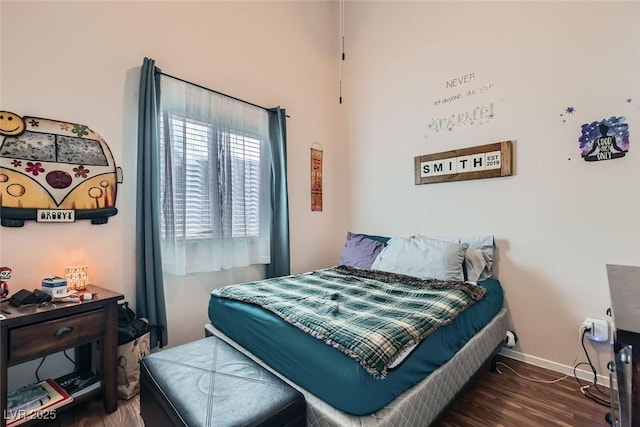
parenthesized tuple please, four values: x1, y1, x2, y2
(206, 307, 508, 427)
(208, 276, 504, 415)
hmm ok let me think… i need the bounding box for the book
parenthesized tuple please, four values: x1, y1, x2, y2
(6, 379, 72, 426)
(6, 382, 48, 412)
(55, 370, 101, 398)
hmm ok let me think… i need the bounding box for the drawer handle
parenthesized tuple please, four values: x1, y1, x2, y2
(54, 326, 74, 336)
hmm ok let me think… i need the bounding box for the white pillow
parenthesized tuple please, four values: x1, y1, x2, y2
(371, 236, 467, 281)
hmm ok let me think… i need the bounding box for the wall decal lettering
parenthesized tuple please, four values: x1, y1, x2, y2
(429, 71, 498, 134)
(428, 103, 495, 132)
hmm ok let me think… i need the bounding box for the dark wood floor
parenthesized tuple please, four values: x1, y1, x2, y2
(54, 357, 610, 427)
(437, 357, 610, 427)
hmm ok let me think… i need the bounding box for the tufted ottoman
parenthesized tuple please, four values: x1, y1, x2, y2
(140, 336, 306, 427)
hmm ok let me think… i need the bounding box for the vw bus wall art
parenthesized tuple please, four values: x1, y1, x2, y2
(0, 111, 123, 227)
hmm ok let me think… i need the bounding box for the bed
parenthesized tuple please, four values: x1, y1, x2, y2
(206, 233, 508, 426)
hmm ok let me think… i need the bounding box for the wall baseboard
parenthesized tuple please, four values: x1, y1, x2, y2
(498, 348, 611, 388)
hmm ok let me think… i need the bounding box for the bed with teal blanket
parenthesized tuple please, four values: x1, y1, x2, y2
(208, 266, 505, 418)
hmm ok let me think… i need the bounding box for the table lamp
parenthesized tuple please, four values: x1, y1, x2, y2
(64, 265, 89, 291)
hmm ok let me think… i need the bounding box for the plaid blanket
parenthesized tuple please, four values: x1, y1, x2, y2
(212, 265, 487, 378)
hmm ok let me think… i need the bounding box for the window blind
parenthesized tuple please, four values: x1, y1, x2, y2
(160, 114, 262, 241)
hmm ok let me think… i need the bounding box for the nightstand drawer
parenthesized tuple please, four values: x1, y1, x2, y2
(9, 309, 106, 363)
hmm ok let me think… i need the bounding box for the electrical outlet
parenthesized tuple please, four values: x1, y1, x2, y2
(584, 316, 609, 342)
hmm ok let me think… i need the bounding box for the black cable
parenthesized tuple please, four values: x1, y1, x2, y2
(35, 350, 76, 383)
(581, 334, 611, 400)
(573, 328, 610, 407)
(63, 349, 77, 369)
(594, 378, 611, 398)
(34, 356, 46, 382)
(573, 362, 610, 406)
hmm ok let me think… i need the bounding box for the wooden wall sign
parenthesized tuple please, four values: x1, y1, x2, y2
(414, 141, 512, 185)
(311, 144, 323, 211)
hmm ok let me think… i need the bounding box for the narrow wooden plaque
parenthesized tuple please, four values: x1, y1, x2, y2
(414, 141, 513, 185)
(311, 147, 323, 211)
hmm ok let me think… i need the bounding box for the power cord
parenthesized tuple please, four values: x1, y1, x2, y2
(573, 326, 610, 407)
(35, 350, 77, 382)
(63, 349, 77, 369)
(35, 356, 46, 382)
(493, 324, 594, 387)
(496, 324, 611, 407)
(495, 361, 571, 384)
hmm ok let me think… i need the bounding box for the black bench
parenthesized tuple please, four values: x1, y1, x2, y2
(140, 336, 306, 427)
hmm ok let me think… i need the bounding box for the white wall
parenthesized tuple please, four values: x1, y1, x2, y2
(1, 0, 349, 388)
(344, 1, 640, 377)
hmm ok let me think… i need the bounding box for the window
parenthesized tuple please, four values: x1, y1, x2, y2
(226, 131, 262, 238)
(158, 75, 271, 275)
(159, 114, 263, 240)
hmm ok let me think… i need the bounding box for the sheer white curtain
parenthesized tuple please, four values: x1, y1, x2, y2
(159, 76, 271, 275)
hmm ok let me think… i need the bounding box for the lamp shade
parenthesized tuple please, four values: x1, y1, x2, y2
(64, 265, 89, 291)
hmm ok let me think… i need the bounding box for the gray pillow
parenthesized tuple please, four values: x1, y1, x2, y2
(457, 235, 494, 280)
(371, 236, 467, 281)
(463, 246, 488, 282)
(411, 234, 495, 281)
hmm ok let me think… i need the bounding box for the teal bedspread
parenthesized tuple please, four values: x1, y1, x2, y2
(212, 266, 486, 379)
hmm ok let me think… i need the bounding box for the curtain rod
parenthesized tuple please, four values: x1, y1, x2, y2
(156, 71, 289, 117)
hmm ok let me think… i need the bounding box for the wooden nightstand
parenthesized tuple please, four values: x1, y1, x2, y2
(0, 285, 123, 427)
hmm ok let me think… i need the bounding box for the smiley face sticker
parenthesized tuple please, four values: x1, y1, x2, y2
(0, 112, 26, 136)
